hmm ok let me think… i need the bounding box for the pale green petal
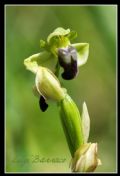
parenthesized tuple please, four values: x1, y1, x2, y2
(47, 27, 70, 43)
(24, 55, 38, 74)
(72, 43, 89, 67)
(82, 102, 90, 143)
(24, 51, 53, 73)
(67, 30, 77, 40)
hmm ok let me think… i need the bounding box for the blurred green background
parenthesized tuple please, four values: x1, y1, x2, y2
(6, 5, 117, 172)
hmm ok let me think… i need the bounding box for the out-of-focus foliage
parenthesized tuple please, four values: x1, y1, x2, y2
(6, 5, 117, 172)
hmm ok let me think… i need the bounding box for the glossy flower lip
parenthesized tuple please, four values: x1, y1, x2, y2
(57, 42, 89, 80)
(58, 46, 78, 80)
(39, 95, 48, 112)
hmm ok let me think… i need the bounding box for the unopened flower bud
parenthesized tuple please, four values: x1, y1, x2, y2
(59, 94, 84, 156)
(35, 66, 66, 102)
(70, 143, 101, 172)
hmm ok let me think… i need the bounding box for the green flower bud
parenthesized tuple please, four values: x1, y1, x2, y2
(35, 66, 65, 102)
(59, 94, 84, 156)
(70, 143, 101, 172)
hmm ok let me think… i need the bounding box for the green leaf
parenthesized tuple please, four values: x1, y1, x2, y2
(72, 43, 89, 67)
(81, 102, 90, 143)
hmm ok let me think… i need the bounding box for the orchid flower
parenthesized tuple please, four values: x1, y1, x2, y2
(24, 28, 101, 172)
(24, 27, 89, 80)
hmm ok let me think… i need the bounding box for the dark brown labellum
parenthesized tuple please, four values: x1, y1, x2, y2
(39, 96, 48, 112)
(58, 46, 78, 80)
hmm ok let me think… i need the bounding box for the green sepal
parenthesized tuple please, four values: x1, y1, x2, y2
(24, 51, 54, 73)
(67, 30, 77, 41)
(47, 27, 71, 44)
